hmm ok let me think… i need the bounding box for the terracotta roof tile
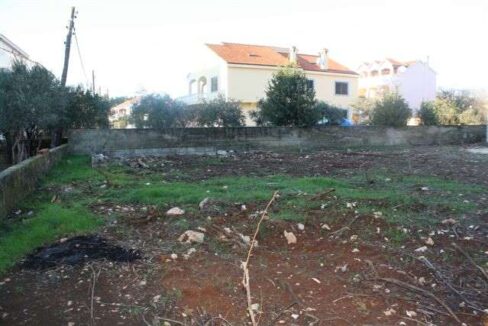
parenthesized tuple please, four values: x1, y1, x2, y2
(206, 42, 358, 75)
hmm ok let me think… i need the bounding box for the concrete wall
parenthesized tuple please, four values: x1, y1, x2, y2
(68, 126, 486, 157)
(0, 145, 68, 218)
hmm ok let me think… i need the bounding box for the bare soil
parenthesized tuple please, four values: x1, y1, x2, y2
(1, 145, 487, 326)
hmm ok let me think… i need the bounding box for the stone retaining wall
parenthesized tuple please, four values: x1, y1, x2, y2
(0, 145, 68, 218)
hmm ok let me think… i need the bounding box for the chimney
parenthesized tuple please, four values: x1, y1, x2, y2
(319, 48, 329, 70)
(289, 46, 297, 64)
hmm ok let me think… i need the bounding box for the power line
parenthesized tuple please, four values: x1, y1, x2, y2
(72, 26, 90, 88)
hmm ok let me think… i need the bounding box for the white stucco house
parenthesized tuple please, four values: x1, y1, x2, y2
(357, 58, 436, 112)
(180, 42, 359, 125)
(0, 33, 30, 69)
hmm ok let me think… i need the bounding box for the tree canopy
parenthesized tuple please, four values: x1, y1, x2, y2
(196, 96, 245, 127)
(130, 94, 192, 129)
(0, 61, 110, 163)
(253, 66, 319, 127)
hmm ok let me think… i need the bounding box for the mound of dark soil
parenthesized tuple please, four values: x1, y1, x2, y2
(22, 235, 141, 269)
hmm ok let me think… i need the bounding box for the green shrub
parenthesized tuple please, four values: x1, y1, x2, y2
(315, 101, 347, 125)
(419, 101, 439, 125)
(370, 93, 412, 127)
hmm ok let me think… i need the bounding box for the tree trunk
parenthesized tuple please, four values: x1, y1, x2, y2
(51, 127, 63, 148)
(3, 131, 13, 165)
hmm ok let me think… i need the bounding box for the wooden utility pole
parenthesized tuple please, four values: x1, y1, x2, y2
(52, 6, 76, 148)
(92, 70, 95, 94)
(60, 6, 76, 86)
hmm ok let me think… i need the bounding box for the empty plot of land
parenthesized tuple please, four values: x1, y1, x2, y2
(0, 145, 487, 325)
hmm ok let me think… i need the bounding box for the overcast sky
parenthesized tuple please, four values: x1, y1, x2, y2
(1, 0, 487, 97)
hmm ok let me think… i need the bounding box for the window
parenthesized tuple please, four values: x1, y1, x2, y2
(335, 82, 349, 95)
(211, 76, 218, 92)
(306, 79, 314, 90)
(370, 70, 379, 77)
(381, 68, 391, 75)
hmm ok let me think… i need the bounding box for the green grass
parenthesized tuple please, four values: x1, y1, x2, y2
(1, 154, 485, 273)
(0, 203, 101, 272)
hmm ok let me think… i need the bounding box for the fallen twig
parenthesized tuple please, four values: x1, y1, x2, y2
(418, 256, 483, 312)
(401, 316, 431, 326)
(242, 191, 279, 326)
(88, 264, 101, 326)
(452, 242, 488, 282)
(310, 188, 335, 200)
(270, 301, 297, 325)
(329, 215, 360, 238)
(374, 277, 461, 324)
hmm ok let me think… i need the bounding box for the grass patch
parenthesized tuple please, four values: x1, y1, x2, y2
(2, 154, 485, 273)
(0, 203, 101, 273)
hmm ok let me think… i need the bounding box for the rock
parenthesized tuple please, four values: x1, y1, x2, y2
(383, 308, 396, 316)
(297, 223, 305, 231)
(183, 247, 197, 260)
(241, 204, 247, 211)
(321, 223, 331, 230)
(166, 207, 185, 216)
(178, 230, 205, 244)
(216, 150, 228, 156)
(442, 218, 457, 225)
(406, 310, 417, 317)
(284, 230, 297, 244)
(335, 264, 348, 273)
(352, 248, 360, 253)
(153, 295, 161, 302)
(420, 186, 429, 191)
(170, 253, 178, 260)
(238, 233, 257, 247)
(199, 197, 210, 210)
(350, 234, 358, 241)
(415, 246, 428, 253)
(250, 303, 260, 312)
(425, 237, 434, 246)
(91, 153, 108, 167)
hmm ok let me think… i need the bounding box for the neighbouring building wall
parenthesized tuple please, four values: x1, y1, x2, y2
(180, 50, 229, 105)
(395, 62, 436, 112)
(226, 65, 274, 105)
(227, 65, 358, 122)
(308, 72, 358, 110)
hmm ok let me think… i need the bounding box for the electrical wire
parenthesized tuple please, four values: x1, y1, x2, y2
(72, 26, 90, 88)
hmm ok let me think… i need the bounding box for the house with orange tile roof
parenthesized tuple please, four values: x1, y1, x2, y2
(180, 42, 359, 125)
(357, 58, 436, 113)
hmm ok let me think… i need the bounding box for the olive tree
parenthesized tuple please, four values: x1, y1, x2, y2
(130, 94, 192, 128)
(196, 96, 245, 127)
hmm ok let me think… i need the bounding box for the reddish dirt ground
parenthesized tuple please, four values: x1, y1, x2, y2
(1, 145, 487, 325)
